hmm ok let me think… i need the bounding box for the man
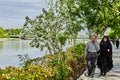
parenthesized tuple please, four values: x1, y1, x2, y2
(85, 35, 100, 78)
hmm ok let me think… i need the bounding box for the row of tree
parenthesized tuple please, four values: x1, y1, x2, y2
(22, 0, 120, 54)
(0, 27, 22, 38)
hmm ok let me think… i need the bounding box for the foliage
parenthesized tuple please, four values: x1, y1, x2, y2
(67, 43, 86, 56)
(18, 54, 30, 67)
(0, 43, 86, 80)
(0, 27, 8, 38)
(0, 27, 4, 35)
(5, 28, 22, 35)
(55, 0, 120, 38)
(0, 27, 22, 38)
(108, 27, 120, 38)
(108, 27, 120, 44)
(0, 65, 53, 80)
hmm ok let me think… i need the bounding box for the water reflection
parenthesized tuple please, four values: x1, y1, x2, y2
(2, 40, 30, 52)
(0, 42, 3, 51)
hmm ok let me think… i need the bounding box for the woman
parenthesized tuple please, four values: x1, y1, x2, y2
(97, 36, 113, 76)
(116, 38, 119, 49)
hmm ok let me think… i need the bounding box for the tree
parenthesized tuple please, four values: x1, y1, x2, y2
(57, 0, 120, 38)
(108, 26, 120, 43)
(23, 4, 82, 54)
(0, 27, 5, 35)
(5, 28, 22, 35)
(0, 27, 10, 38)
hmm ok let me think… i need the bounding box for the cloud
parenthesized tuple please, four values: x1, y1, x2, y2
(0, 0, 48, 29)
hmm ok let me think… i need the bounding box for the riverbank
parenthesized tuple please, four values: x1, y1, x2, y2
(78, 49, 120, 80)
(0, 38, 9, 41)
(0, 38, 24, 41)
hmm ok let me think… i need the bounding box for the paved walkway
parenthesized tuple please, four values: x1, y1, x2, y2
(78, 49, 120, 80)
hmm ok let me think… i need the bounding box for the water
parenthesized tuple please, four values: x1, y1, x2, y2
(0, 40, 45, 68)
(0, 39, 76, 68)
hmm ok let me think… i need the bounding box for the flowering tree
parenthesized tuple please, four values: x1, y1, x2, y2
(22, 1, 82, 54)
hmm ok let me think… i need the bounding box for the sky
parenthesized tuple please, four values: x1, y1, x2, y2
(0, 0, 48, 29)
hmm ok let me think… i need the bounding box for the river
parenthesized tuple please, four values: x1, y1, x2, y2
(0, 38, 77, 68)
(0, 39, 45, 68)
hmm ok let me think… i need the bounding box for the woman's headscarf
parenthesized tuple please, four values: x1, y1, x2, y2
(101, 36, 110, 43)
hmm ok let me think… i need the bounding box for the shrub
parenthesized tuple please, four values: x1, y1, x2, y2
(0, 43, 86, 80)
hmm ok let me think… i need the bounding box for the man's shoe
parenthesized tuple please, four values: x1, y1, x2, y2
(90, 74, 94, 78)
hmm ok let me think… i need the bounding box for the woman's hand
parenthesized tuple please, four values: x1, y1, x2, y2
(107, 49, 110, 52)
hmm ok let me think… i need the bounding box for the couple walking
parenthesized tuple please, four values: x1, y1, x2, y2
(85, 35, 113, 78)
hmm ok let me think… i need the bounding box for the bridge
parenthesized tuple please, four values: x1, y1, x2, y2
(9, 35, 20, 38)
